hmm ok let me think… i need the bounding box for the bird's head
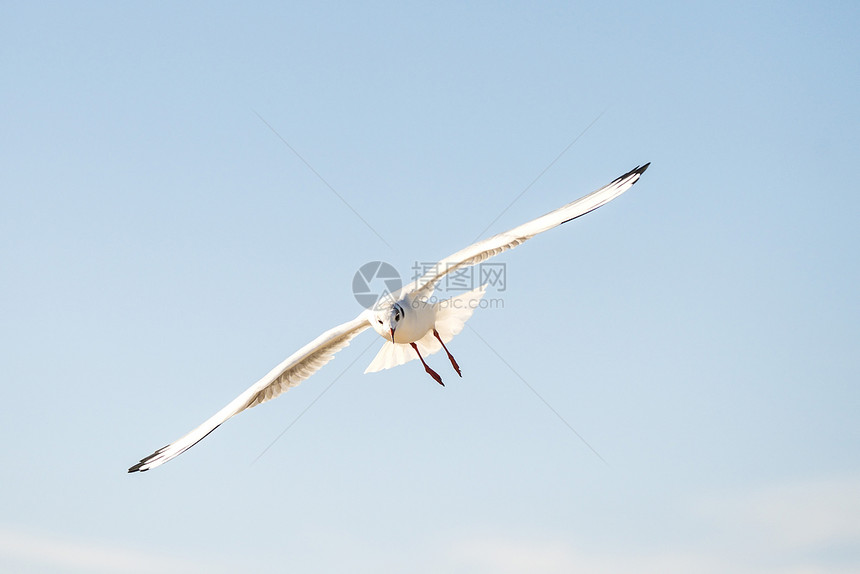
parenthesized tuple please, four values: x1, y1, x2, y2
(372, 302, 405, 343)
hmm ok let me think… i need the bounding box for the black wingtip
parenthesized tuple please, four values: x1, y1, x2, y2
(604, 163, 649, 187)
(620, 162, 650, 180)
(128, 457, 152, 473)
(127, 443, 169, 473)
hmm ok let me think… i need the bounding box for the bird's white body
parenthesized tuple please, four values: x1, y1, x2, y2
(365, 285, 487, 374)
(369, 293, 436, 344)
(129, 163, 649, 472)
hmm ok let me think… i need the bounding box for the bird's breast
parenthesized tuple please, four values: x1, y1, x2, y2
(393, 302, 436, 343)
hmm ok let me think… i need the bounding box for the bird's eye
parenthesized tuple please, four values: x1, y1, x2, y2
(377, 319, 383, 325)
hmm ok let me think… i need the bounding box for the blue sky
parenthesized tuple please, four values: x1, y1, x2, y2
(1, 1, 858, 572)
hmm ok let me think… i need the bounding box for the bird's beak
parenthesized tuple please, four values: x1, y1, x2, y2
(390, 327, 396, 344)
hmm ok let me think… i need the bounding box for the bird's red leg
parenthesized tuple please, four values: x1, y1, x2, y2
(433, 329, 462, 377)
(410, 342, 444, 386)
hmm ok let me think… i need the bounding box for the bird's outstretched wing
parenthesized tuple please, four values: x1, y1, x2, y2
(405, 163, 649, 300)
(128, 314, 371, 472)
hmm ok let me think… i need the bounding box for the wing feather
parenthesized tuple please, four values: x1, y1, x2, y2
(128, 314, 370, 472)
(406, 164, 649, 299)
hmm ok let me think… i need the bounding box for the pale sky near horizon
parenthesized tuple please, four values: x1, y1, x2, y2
(2, 2, 858, 573)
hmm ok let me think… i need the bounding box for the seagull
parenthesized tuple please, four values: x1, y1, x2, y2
(128, 163, 649, 472)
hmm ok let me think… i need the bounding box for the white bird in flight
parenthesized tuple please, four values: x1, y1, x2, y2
(129, 163, 649, 472)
